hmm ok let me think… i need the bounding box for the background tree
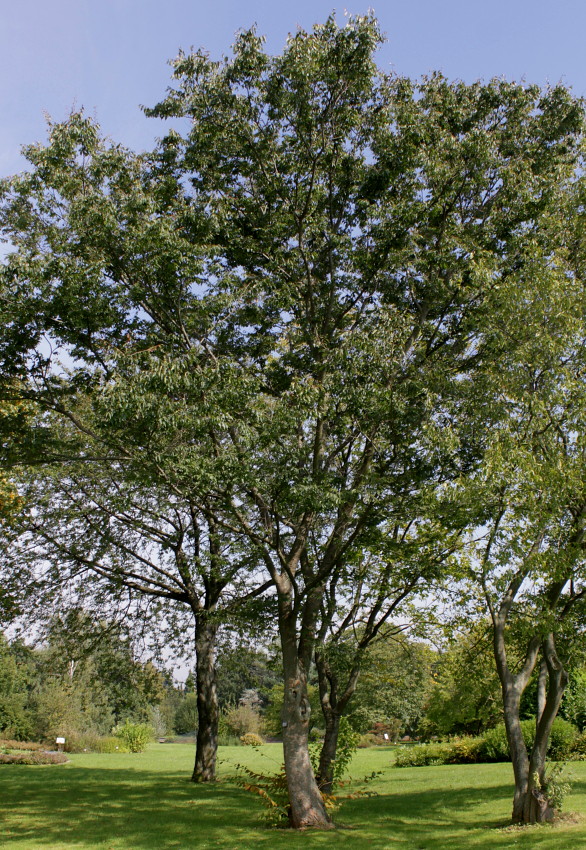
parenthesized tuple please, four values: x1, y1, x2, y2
(422, 622, 502, 737)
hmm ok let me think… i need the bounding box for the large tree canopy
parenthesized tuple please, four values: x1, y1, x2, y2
(1, 14, 585, 827)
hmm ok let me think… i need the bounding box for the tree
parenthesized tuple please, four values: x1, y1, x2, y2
(449, 247, 586, 822)
(422, 622, 502, 737)
(214, 640, 279, 708)
(343, 637, 432, 736)
(313, 516, 454, 792)
(1, 455, 270, 780)
(2, 13, 584, 827)
(0, 633, 34, 739)
(142, 17, 583, 824)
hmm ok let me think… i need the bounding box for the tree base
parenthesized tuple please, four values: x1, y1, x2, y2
(512, 789, 555, 824)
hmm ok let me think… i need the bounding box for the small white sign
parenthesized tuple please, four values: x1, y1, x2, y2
(55, 737, 66, 744)
(383, 733, 389, 740)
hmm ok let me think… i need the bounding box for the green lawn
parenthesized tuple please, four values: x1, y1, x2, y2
(1, 743, 585, 849)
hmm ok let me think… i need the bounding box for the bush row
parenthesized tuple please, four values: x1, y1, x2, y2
(0, 751, 68, 765)
(0, 739, 44, 751)
(63, 721, 154, 754)
(394, 718, 581, 767)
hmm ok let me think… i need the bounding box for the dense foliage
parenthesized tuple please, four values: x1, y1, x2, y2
(1, 11, 586, 827)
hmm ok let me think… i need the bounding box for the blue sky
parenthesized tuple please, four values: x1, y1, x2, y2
(2, 0, 585, 176)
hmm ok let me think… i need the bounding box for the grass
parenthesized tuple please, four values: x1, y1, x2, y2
(1, 743, 586, 849)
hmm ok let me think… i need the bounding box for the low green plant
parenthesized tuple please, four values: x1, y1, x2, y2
(396, 719, 580, 768)
(240, 732, 264, 746)
(543, 763, 574, 812)
(548, 718, 579, 760)
(480, 718, 578, 762)
(0, 751, 67, 765)
(65, 733, 129, 753)
(0, 739, 43, 751)
(308, 727, 325, 742)
(112, 720, 153, 753)
(394, 743, 450, 767)
(443, 736, 484, 764)
(217, 734, 242, 746)
(570, 730, 586, 760)
(357, 733, 379, 748)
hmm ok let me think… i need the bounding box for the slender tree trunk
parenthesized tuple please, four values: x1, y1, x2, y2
(279, 607, 331, 828)
(192, 616, 219, 782)
(501, 679, 532, 822)
(536, 659, 547, 729)
(314, 647, 339, 794)
(492, 615, 538, 823)
(317, 712, 340, 795)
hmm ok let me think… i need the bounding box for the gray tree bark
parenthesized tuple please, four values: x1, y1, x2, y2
(192, 616, 219, 782)
(279, 595, 331, 828)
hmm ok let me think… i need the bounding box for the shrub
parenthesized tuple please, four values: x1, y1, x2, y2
(478, 724, 511, 762)
(217, 734, 242, 746)
(174, 694, 198, 736)
(232, 756, 338, 826)
(479, 718, 578, 762)
(570, 730, 586, 760)
(394, 719, 580, 767)
(544, 763, 574, 811)
(112, 720, 153, 753)
(65, 733, 129, 754)
(240, 733, 264, 746)
(222, 705, 261, 738)
(0, 751, 68, 765)
(443, 736, 484, 764)
(368, 719, 403, 743)
(308, 727, 325, 742)
(548, 717, 579, 760)
(394, 743, 449, 767)
(357, 733, 379, 748)
(0, 739, 43, 751)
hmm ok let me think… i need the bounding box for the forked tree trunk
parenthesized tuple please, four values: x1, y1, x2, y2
(279, 608, 331, 828)
(192, 616, 219, 782)
(500, 634, 568, 823)
(524, 635, 568, 821)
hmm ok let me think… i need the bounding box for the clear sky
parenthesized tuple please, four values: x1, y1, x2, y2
(2, 0, 586, 178)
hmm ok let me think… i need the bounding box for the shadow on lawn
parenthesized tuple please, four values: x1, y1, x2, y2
(1, 765, 250, 849)
(338, 776, 586, 849)
(2, 764, 585, 850)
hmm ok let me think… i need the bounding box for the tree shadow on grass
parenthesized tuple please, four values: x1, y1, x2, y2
(337, 777, 586, 850)
(2, 764, 586, 850)
(1, 766, 252, 849)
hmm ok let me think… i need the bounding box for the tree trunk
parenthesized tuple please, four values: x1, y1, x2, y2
(504, 635, 567, 823)
(501, 681, 532, 822)
(317, 712, 340, 795)
(525, 634, 568, 820)
(536, 659, 547, 729)
(314, 646, 347, 795)
(191, 616, 219, 782)
(279, 612, 331, 828)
